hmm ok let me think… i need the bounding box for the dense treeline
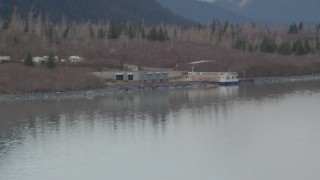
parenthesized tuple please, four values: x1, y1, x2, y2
(2, 1, 320, 57)
(3, 11, 320, 58)
(2, 11, 320, 78)
(3, 8, 320, 93)
(226, 21, 319, 55)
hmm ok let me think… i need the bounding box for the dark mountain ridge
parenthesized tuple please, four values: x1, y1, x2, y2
(0, 0, 194, 25)
(159, 0, 320, 26)
(214, 0, 320, 25)
(157, 0, 252, 25)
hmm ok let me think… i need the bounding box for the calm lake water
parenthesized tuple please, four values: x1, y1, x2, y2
(1, 82, 320, 180)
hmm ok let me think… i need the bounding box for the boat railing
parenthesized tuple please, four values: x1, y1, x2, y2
(188, 72, 238, 76)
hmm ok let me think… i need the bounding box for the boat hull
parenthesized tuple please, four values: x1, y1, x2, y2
(218, 81, 239, 86)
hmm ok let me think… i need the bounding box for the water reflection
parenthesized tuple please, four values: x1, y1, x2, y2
(1, 81, 320, 141)
(1, 81, 320, 180)
(0, 82, 320, 138)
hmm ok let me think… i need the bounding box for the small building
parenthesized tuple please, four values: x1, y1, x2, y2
(93, 70, 168, 83)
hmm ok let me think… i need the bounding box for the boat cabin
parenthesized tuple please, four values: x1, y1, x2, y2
(187, 72, 239, 85)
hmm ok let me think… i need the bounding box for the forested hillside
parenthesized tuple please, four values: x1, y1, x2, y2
(0, 0, 193, 25)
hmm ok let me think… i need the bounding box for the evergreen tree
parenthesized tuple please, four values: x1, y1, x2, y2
(292, 40, 305, 55)
(260, 37, 277, 53)
(158, 27, 166, 41)
(248, 44, 256, 52)
(210, 19, 216, 33)
(316, 24, 320, 33)
(46, 25, 54, 43)
(2, 21, 10, 30)
(147, 27, 158, 41)
(24, 21, 29, 32)
(298, 22, 304, 32)
(223, 20, 229, 33)
(45, 52, 56, 69)
(140, 27, 146, 39)
(23, 53, 35, 67)
(89, 25, 95, 38)
(234, 38, 247, 50)
(98, 28, 106, 39)
(291, 40, 312, 55)
(147, 27, 168, 41)
(315, 37, 320, 50)
(13, 36, 19, 44)
(265, 24, 271, 34)
(127, 25, 135, 39)
(303, 40, 311, 54)
(251, 22, 256, 28)
(278, 42, 292, 55)
(288, 22, 298, 34)
(107, 23, 121, 39)
(137, 21, 146, 38)
(46, 25, 59, 44)
(173, 28, 177, 39)
(62, 26, 70, 39)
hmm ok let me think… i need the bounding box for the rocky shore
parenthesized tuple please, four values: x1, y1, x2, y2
(2, 74, 320, 101)
(0, 82, 218, 101)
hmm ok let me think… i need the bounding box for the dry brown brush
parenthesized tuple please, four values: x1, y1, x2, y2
(0, 64, 104, 93)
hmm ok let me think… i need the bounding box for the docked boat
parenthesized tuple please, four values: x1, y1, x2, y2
(186, 72, 239, 85)
(217, 72, 239, 85)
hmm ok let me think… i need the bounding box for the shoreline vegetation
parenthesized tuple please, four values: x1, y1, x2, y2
(2, 11, 320, 95)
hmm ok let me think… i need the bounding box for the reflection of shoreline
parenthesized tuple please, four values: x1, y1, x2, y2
(218, 86, 239, 97)
(0, 87, 241, 166)
(1, 81, 320, 166)
(2, 81, 320, 127)
(168, 86, 239, 107)
(1, 81, 320, 141)
(187, 86, 239, 100)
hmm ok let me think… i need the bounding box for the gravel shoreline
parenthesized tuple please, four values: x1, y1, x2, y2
(0, 82, 218, 101)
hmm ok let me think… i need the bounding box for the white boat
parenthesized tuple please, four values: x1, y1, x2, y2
(217, 72, 239, 85)
(186, 72, 239, 85)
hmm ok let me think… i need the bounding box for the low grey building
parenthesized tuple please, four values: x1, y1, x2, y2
(93, 70, 169, 83)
